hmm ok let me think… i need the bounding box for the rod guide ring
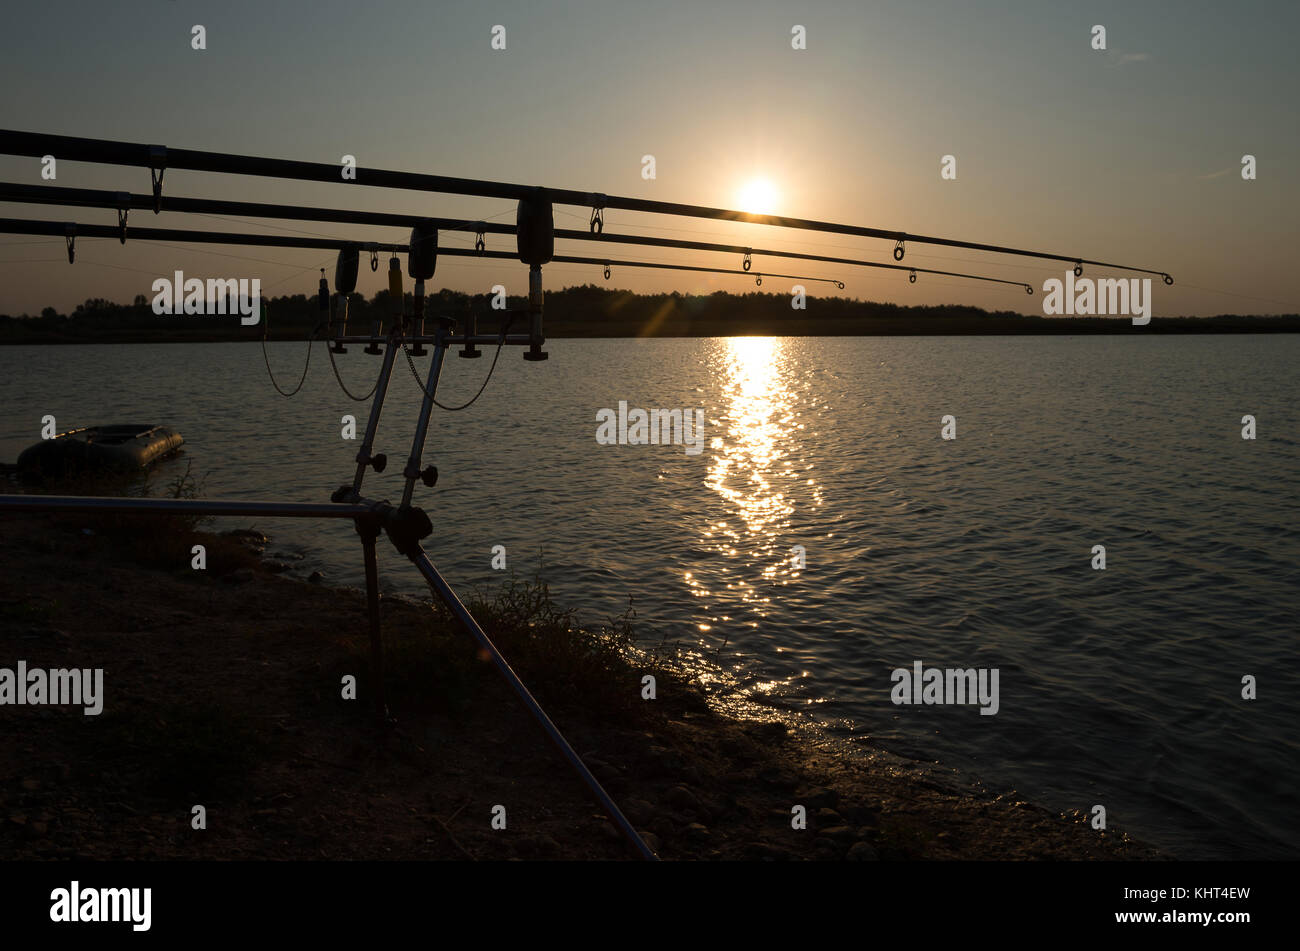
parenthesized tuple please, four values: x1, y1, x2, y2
(147, 145, 167, 214)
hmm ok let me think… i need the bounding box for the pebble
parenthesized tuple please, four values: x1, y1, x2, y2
(225, 529, 268, 548)
(666, 785, 700, 812)
(796, 786, 839, 810)
(647, 746, 684, 772)
(624, 798, 655, 824)
(811, 837, 840, 857)
(846, 841, 880, 861)
(599, 820, 623, 842)
(746, 721, 788, 739)
(519, 834, 560, 858)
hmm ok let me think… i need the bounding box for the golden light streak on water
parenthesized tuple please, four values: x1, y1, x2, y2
(700, 337, 803, 616)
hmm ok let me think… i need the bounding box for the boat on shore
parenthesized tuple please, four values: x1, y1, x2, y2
(15, 424, 184, 478)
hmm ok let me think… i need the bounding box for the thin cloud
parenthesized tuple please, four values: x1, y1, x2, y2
(1104, 49, 1152, 69)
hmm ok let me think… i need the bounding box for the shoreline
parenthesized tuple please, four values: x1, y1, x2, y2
(3, 325, 1299, 345)
(0, 510, 1166, 860)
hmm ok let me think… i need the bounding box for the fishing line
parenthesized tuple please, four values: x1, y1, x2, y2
(40, 256, 169, 278)
(400, 314, 515, 411)
(136, 239, 320, 271)
(263, 255, 336, 290)
(260, 274, 321, 399)
(326, 338, 379, 401)
(261, 330, 316, 396)
(187, 211, 351, 240)
(1167, 283, 1294, 308)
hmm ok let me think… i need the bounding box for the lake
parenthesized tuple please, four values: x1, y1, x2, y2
(2, 334, 1296, 860)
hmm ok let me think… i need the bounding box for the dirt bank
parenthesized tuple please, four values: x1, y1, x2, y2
(0, 511, 1164, 861)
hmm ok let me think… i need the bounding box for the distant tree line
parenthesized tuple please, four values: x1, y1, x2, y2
(1, 285, 1296, 343)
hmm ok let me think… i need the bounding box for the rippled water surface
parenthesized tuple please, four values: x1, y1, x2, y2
(2, 335, 1297, 859)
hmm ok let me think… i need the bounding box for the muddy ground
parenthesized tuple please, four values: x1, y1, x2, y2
(0, 512, 1165, 861)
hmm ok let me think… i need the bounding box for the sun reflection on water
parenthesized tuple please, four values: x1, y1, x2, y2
(697, 337, 805, 618)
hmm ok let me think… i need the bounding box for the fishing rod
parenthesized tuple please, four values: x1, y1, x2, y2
(0, 129, 1172, 283)
(0, 182, 1033, 292)
(0, 217, 847, 289)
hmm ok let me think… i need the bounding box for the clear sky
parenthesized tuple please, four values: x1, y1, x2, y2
(1, 0, 1296, 317)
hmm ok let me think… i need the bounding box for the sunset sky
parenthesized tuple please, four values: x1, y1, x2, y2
(1, 0, 1296, 317)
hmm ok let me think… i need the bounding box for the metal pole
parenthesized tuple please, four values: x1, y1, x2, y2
(0, 495, 377, 518)
(358, 519, 389, 720)
(406, 546, 658, 861)
(348, 327, 400, 500)
(399, 329, 447, 509)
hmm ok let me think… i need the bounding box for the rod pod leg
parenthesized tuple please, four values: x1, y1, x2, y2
(348, 327, 401, 499)
(358, 517, 390, 722)
(406, 545, 657, 861)
(400, 331, 448, 509)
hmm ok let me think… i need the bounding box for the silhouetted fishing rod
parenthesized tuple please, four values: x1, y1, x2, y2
(0, 217, 847, 288)
(0, 182, 1033, 292)
(0, 129, 1173, 283)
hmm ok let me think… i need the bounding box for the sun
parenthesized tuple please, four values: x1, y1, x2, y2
(736, 177, 779, 215)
